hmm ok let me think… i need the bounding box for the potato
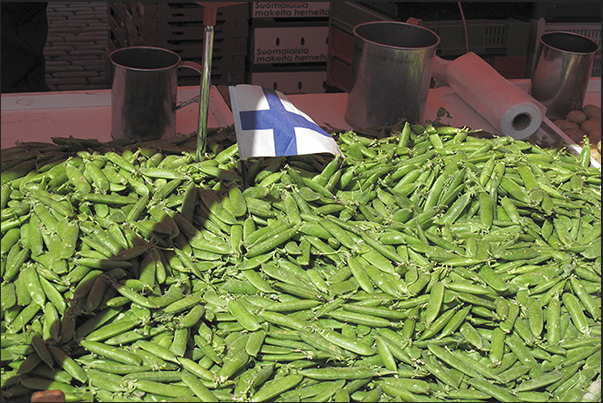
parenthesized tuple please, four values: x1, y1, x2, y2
(566, 110, 587, 125)
(590, 147, 601, 164)
(588, 128, 601, 144)
(554, 120, 579, 131)
(583, 104, 601, 120)
(598, 140, 601, 153)
(564, 128, 586, 143)
(581, 118, 601, 134)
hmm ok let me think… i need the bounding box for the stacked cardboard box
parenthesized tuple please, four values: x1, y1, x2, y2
(248, 2, 330, 94)
(107, 2, 249, 86)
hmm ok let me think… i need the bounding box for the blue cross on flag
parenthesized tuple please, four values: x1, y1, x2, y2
(229, 84, 341, 159)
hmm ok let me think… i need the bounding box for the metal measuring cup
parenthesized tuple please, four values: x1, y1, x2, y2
(530, 31, 600, 120)
(109, 46, 202, 142)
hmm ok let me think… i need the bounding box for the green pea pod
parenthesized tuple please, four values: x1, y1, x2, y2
(188, 233, 233, 255)
(108, 279, 158, 309)
(199, 188, 238, 225)
(38, 275, 66, 316)
(227, 299, 262, 332)
(526, 297, 544, 338)
(424, 282, 445, 325)
(246, 227, 298, 258)
(65, 162, 91, 194)
(85, 162, 110, 193)
(297, 366, 382, 381)
(439, 192, 472, 224)
(21, 264, 46, 307)
(577, 136, 591, 167)
(151, 178, 182, 202)
(47, 344, 87, 383)
(1, 227, 21, 256)
(419, 306, 458, 341)
(466, 377, 521, 402)
(250, 374, 303, 402)
(500, 176, 531, 205)
(163, 293, 203, 314)
(30, 189, 75, 218)
(79, 340, 142, 366)
(562, 292, 589, 334)
(316, 327, 375, 356)
(59, 222, 79, 259)
(478, 264, 509, 293)
(570, 276, 600, 320)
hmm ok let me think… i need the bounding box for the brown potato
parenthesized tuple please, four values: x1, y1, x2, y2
(566, 110, 588, 125)
(563, 128, 586, 143)
(588, 128, 601, 144)
(583, 104, 601, 120)
(590, 147, 601, 163)
(581, 118, 601, 134)
(554, 120, 580, 131)
(31, 390, 66, 402)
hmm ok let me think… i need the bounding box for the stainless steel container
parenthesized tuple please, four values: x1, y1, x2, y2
(109, 46, 202, 141)
(530, 31, 600, 120)
(345, 20, 440, 129)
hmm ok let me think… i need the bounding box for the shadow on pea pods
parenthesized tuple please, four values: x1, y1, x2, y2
(1, 134, 350, 402)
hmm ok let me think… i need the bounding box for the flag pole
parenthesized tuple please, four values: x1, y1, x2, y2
(195, 2, 247, 162)
(196, 22, 213, 163)
(239, 159, 248, 190)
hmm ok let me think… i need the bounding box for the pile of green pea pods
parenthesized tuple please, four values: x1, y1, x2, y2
(1, 122, 600, 402)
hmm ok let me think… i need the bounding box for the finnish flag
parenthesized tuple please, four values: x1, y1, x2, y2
(229, 84, 341, 159)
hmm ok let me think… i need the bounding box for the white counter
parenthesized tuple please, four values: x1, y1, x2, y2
(2, 79, 600, 154)
(1, 86, 233, 149)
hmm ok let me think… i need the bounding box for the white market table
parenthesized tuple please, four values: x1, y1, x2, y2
(2, 79, 600, 163)
(1, 86, 233, 150)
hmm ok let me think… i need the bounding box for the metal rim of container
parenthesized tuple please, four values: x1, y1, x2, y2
(109, 46, 182, 71)
(352, 20, 441, 50)
(540, 31, 600, 55)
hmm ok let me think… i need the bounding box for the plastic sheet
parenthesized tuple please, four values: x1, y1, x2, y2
(434, 52, 546, 140)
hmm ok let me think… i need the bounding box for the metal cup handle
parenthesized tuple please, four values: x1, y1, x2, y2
(405, 17, 423, 26)
(175, 60, 204, 111)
